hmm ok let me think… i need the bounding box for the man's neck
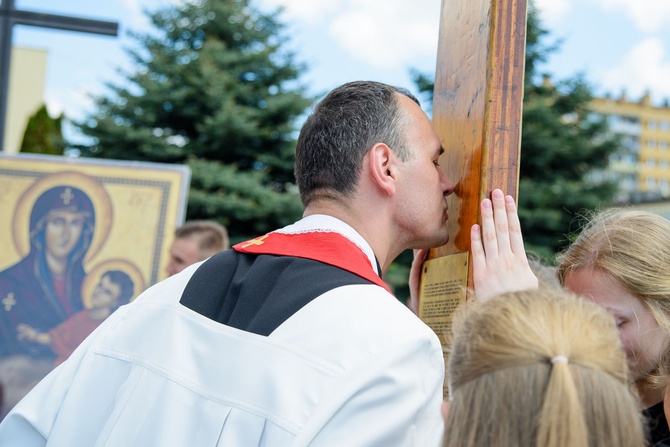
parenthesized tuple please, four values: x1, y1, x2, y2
(303, 201, 397, 273)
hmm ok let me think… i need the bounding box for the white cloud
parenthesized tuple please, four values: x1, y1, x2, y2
(258, 0, 340, 22)
(593, 0, 670, 32)
(597, 38, 670, 102)
(118, 0, 188, 29)
(45, 74, 115, 144)
(46, 82, 96, 122)
(332, 0, 438, 69)
(118, 0, 151, 29)
(258, 0, 440, 69)
(534, 0, 573, 26)
(44, 93, 64, 118)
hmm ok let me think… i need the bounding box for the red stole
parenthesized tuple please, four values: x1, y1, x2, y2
(233, 231, 392, 294)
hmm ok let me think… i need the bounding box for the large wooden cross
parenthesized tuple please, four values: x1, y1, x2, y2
(0, 0, 119, 151)
(418, 0, 527, 381)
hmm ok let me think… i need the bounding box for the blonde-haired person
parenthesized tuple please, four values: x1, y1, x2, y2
(444, 288, 645, 447)
(409, 191, 669, 444)
(468, 193, 670, 446)
(556, 209, 670, 446)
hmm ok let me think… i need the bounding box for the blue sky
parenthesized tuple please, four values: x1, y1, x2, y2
(9, 0, 670, 142)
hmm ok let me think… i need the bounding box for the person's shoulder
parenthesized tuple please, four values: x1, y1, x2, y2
(312, 283, 440, 342)
(272, 283, 443, 374)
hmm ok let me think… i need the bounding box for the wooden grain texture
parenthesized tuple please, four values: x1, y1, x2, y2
(430, 0, 527, 274)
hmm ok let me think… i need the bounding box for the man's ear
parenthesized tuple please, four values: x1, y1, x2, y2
(368, 143, 396, 195)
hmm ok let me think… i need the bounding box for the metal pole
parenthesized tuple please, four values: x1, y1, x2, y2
(0, 0, 15, 151)
(0, 0, 118, 152)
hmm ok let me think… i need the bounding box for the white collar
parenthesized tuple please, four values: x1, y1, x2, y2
(274, 215, 380, 275)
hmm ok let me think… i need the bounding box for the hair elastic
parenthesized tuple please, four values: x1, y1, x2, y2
(550, 355, 569, 365)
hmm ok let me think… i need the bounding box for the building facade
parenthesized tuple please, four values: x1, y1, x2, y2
(589, 92, 670, 203)
(4, 46, 48, 154)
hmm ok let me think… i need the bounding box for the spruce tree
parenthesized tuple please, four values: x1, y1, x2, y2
(412, 2, 618, 260)
(20, 105, 65, 155)
(74, 0, 311, 241)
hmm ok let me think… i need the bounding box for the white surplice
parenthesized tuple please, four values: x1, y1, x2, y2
(0, 216, 445, 446)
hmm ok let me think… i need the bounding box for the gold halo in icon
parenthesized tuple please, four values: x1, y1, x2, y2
(81, 259, 145, 309)
(12, 171, 113, 263)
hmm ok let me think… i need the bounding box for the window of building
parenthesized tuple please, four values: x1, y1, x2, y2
(661, 160, 668, 169)
(623, 174, 636, 189)
(649, 139, 657, 149)
(661, 141, 669, 151)
(622, 135, 640, 152)
(649, 120, 657, 130)
(661, 121, 670, 132)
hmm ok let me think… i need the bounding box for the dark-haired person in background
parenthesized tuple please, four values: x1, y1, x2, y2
(0, 81, 455, 446)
